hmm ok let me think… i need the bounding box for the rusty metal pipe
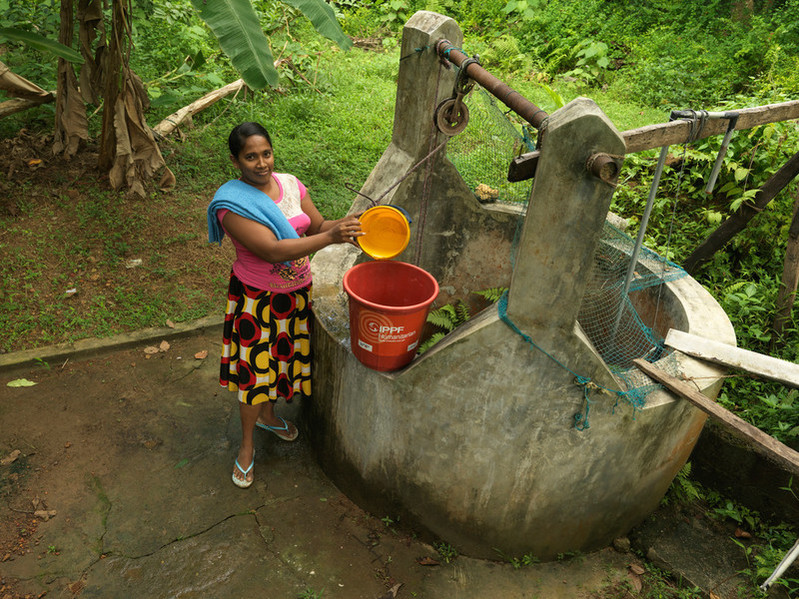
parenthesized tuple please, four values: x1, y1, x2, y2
(436, 39, 548, 130)
(587, 153, 621, 185)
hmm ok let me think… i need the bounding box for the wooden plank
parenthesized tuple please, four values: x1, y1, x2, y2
(152, 79, 245, 139)
(0, 96, 54, 118)
(622, 100, 799, 154)
(507, 150, 539, 182)
(633, 358, 799, 476)
(665, 329, 799, 388)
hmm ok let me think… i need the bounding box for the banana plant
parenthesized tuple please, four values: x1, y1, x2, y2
(190, 0, 352, 89)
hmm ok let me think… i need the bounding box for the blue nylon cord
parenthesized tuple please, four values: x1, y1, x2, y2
(496, 292, 638, 430)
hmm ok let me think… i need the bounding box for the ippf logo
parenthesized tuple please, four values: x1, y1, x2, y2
(358, 310, 406, 344)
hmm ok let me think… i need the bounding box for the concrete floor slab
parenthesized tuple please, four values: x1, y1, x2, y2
(0, 328, 771, 598)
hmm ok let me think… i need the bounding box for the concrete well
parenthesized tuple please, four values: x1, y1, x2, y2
(306, 11, 735, 560)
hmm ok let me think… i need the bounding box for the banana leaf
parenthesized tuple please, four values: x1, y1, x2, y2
(0, 27, 83, 64)
(191, 0, 351, 90)
(282, 0, 352, 51)
(190, 0, 278, 89)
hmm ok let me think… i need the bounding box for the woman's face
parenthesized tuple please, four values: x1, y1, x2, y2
(231, 135, 274, 188)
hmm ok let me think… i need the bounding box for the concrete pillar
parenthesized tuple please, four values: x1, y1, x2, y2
(350, 11, 522, 307)
(505, 97, 626, 391)
(391, 11, 459, 157)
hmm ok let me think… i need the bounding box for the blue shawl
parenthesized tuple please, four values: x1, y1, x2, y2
(207, 179, 300, 245)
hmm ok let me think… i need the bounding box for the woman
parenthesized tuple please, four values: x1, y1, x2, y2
(208, 122, 362, 488)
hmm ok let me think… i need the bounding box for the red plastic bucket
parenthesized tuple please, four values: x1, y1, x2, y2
(343, 261, 439, 371)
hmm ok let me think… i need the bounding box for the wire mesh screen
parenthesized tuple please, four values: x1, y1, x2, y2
(446, 85, 536, 204)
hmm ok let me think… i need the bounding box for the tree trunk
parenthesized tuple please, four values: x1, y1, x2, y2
(683, 150, 799, 274)
(731, 0, 754, 22)
(98, 0, 122, 172)
(98, 0, 173, 197)
(53, 0, 88, 159)
(772, 191, 799, 347)
(77, 0, 106, 105)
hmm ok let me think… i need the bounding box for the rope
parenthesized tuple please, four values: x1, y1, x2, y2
(497, 292, 636, 430)
(413, 49, 448, 264)
(651, 108, 704, 328)
(400, 45, 429, 61)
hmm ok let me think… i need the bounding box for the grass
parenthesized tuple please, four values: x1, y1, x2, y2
(0, 44, 398, 353)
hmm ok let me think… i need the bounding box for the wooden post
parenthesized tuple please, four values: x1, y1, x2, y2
(773, 191, 799, 345)
(682, 150, 799, 274)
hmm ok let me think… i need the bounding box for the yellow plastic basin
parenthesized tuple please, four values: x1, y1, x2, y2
(357, 205, 411, 260)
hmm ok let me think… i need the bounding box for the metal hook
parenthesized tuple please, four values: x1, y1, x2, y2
(343, 181, 377, 207)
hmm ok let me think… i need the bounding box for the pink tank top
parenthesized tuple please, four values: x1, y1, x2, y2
(218, 173, 312, 292)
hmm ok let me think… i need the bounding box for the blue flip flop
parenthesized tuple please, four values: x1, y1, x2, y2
(232, 452, 254, 488)
(256, 416, 299, 441)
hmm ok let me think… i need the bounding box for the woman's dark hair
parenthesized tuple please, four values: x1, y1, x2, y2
(228, 122, 273, 157)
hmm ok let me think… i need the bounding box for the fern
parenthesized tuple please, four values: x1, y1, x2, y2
(419, 288, 508, 354)
(419, 331, 447, 354)
(480, 34, 533, 74)
(456, 301, 470, 325)
(427, 304, 461, 330)
(419, 301, 470, 355)
(474, 286, 508, 303)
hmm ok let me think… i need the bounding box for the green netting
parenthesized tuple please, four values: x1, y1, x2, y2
(576, 222, 690, 420)
(579, 221, 689, 371)
(446, 85, 536, 204)
(446, 81, 690, 428)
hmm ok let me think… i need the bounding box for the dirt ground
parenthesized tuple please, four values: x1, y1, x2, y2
(1, 325, 787, 599)
(0, 129, 235, 354)
(4, 326, 747, 599)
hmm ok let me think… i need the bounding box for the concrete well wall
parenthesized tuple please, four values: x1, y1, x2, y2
(306, 11, 735, 560)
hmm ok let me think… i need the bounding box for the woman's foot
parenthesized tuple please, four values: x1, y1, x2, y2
(232, 447, 255, 488)
(255, 415, 299, 441)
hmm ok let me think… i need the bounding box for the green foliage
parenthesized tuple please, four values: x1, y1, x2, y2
(663, 468, 799, 591)
(433, 541, 458, 563)
(189, 0, 282, 88)
(0, 28, 83, 63)
(506, 552, 540, 569)
(419, 287, 508, 353)
(427, 302, 470, 331)
(419, 301, 469, 353)
(478, 34, 534, 75)
(345, 0, 416, 32)
(474, 287, 507, 303)
(561, 39, 611, 87)
(501, 0, 540, 22)
(661, 463, 703, 506)
(511, 0, 788, 109)
(0, 0, 61, 37)
(282, 0, 353, 51)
